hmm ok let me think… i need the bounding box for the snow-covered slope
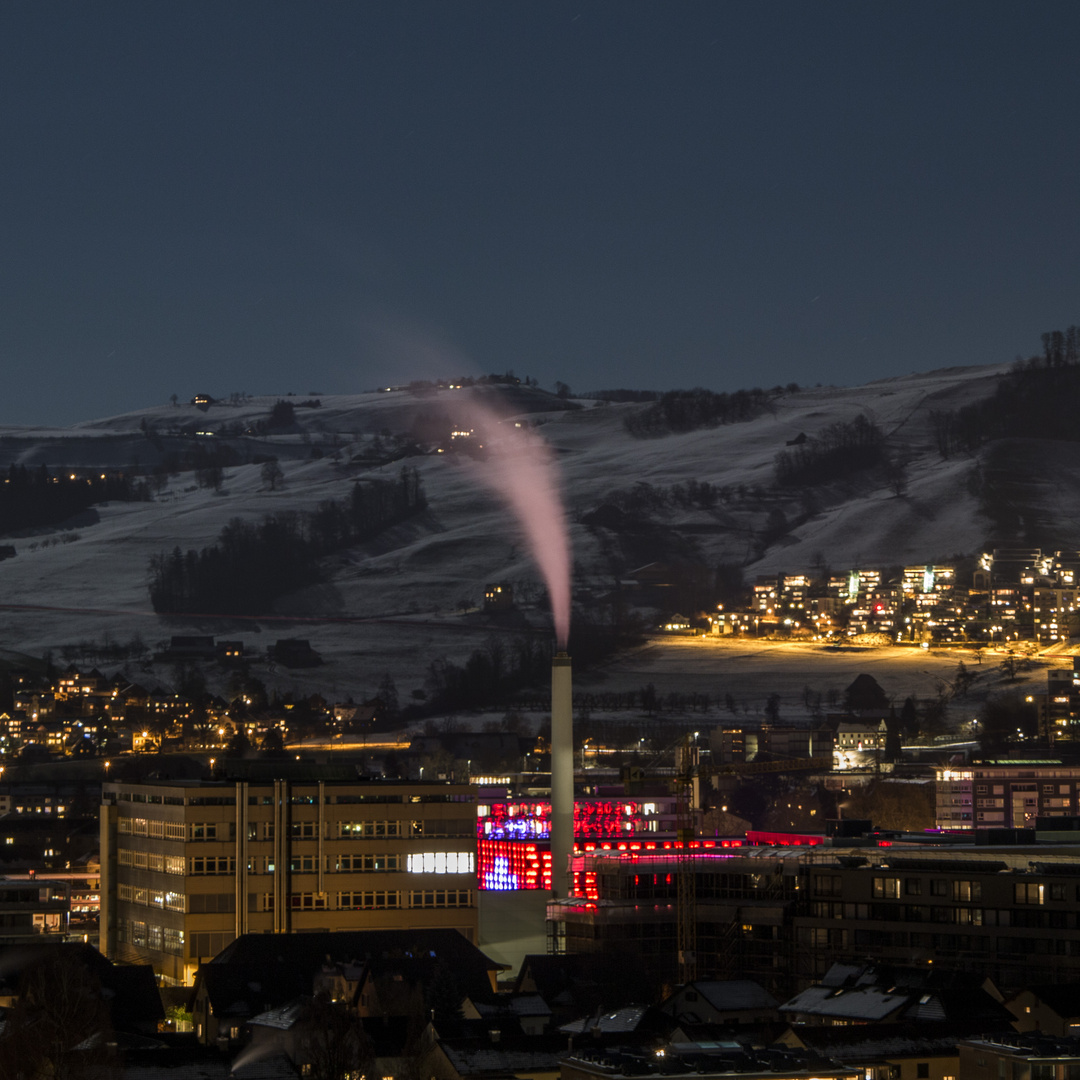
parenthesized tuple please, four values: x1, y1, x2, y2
(0, 366, 1038, 699)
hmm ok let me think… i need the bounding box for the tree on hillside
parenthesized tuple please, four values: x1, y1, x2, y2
(268, 399, 296, 428)
(845, 674, 889, 713)
(260, 459, 284, 490)
(952, 661, 976, 698)
(899, 696, 919, 737)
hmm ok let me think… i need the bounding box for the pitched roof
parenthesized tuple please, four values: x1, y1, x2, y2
(682, 981, 778, 1013)
(196, 930, 501, 1020)
(780, 985, 908, 1023)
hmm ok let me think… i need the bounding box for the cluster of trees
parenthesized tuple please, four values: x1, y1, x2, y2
(424, 635, 555, 713)
(774, 414, 889, 487)
(405, 371, 527, 396)
(148, 468, 425, 615)
(931, 330, 1080, 457)
(596, 478, 723, 514)
(423, 608, 647, 713)
(625, 386, 775, 437)
(0, 465, 151, 532)
(583, 388, 660, 402)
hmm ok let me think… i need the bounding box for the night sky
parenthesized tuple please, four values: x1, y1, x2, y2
(2, 1, 1079, 426)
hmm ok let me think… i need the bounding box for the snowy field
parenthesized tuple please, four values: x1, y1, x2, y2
(0, 364, 1052, 706)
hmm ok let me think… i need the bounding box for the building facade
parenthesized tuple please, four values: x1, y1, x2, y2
(549, 843, 1080, 997)
(935, 763, 1080, 830)
(100, 777, 478, 984)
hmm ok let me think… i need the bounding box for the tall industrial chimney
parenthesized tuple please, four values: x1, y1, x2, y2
(550, 651, 573, 897)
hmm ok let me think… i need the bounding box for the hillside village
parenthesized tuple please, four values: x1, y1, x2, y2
(8, 360, 1080, 1076)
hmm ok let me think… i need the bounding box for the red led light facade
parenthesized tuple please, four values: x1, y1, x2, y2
(478, 840, 551, 891)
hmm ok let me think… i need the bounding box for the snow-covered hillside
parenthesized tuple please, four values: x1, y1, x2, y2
(0, 366, 1036, 701)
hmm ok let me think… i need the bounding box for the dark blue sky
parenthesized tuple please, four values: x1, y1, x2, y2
(2, 1, 1079, 425)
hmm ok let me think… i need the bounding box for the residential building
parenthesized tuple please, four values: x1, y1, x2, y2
(100, 776, 478, 985)
(960, 1035, 1080, 1080)
(0, 877, 72, 943)
(549, 842, 1080, 998)
(561, 1046, 859, 1080)
(934, 763, 1080, 830)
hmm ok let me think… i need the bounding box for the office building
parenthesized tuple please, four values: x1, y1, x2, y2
(100, 777, 477, 984)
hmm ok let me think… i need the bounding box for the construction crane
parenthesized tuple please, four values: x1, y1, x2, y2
(673, 733, 698, 986)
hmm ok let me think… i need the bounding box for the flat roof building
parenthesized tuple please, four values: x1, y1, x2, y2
(100, 777, 478, 985)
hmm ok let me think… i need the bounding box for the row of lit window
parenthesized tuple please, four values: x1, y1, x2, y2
(117, 884, 185, 910)
(261, 889, 472, 910)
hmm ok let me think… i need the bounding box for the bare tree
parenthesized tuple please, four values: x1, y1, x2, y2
(0, 949, 118, 1080)
(295, 993, 375, 1080)
(261, 459, 284, 491)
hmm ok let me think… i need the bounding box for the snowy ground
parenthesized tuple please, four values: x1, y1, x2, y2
(0, 365, 1047, 705)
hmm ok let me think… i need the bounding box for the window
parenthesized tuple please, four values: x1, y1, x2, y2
(930, 880, 948, 897)
(905, 879, 922, 896)
(334, 853, 399, 872)
(148, 853, 164, 873)
(149, 820, 164, 838)
(118, 884, 133, 901)
(191, 856, 236, 875)
(164, 822, 186, 841)
(165, 855, 185, 875)
(163, 927, 184, 955)
(290, 821, 319, 839)
(190, 823, 216, 841)
(409, 889, 472, 908)
(406, 852, 475, 875)
(148, 924, 163, 951)
(133, 852, 148, 869)
(1015, 882, 1045, 905)
(289, 892, 327, 910)
(289, 855, 320, 873)
(417, 818, 474, 838)
(813, 875, 842, 897)
(338, 890, 401, 909)
(952, 880, 981, 902)
(1050, 883, 1068, 902)
(873, 877, 901, 899)
(118, 849, 133, 866)
(916, 1066, 929, 1080)
(337, 820, 402, 838)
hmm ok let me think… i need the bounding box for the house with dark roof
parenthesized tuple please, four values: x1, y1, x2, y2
(777, 1023, 969, 1080)
(778, 964, 1011, 1029)
(1006, 984, 1080, 1036)
(660, 980, 779, 1027)
(190, 929, 503, 1049)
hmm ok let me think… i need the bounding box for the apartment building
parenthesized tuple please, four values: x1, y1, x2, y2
(549, 843, 1080, 998)
(100, 776, 477, 984)
(935, 763, 1080, 830)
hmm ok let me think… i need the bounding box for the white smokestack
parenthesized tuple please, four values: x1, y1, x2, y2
(550, 651, 573, 898)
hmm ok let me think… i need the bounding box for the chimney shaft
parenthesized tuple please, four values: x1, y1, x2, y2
(550, 652, 573, 897)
